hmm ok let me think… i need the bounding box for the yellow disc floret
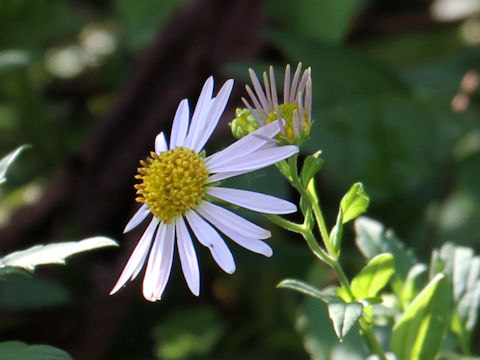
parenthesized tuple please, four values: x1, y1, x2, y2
(134, 147, 209, 223)
(266, 103, 310, 142)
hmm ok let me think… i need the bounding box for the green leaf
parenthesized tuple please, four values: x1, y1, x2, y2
(391, 273, 452, 360)
(330, 208, 343, 255)
(0, 236, 118, 271)
(355, 217, 416, 294)
(327, 302, 363, 341)
(435, 243, 480, 352)
(300, 151, 323, 186)
(0, 145, 28, 185)
(0, 341, 72, 360)
(340, 182, 370, 223)
(351, 253, 395, 300)
(400, 263, 428, 309)
(277, 278, 339, 304)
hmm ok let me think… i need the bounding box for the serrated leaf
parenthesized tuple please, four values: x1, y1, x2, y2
(0, 236, 118, 271)
(340, 182, 370, 223)
(327, 302, 363, 341)
(0, 341, 72, 360)
(391, 273, 452, 360)
(0, 145, 28, 185)
(278, 278, 340, 304)
(300, 151, 323, 186)
(351, 253, 395, 300)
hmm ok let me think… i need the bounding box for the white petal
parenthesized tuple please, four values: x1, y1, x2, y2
(142, 222, 175, 301)
(155, 132, 168, 154)
(124, 204, 150, 233)
(110, 217, 159, 295)
(283, 64, 291, 104)
(198, 211, 273, 257)
(176, 216, 200, 296)
(170, 99, 190, 149)
(191, 79, 233, 152)
(207, 187, 297, 214)
(146, 223, 175, 301)
(196, 200, 270, 239)
(206, 170, 249, 183)
(142, 221, 167, 300)
(185, 210, 236, 274)
(289, 63, 302, 103)
(205, 121, 280, 169)
(183, 77, 214, 149)
(208, 145, 298, 173)
(249, 68, 271, 112)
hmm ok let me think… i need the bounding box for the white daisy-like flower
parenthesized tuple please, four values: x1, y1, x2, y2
(232, 63, 312, 145)
(111, 77, 299, 301)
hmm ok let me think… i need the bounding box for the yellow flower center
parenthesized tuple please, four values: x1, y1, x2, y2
(134, 147, 209, 223)
(266, 103, 310, 141)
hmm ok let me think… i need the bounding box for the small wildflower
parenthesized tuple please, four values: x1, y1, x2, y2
(231, 63, 312, 145)
(111, 77, 298, 301)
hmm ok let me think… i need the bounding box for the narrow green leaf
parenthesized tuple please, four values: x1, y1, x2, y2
(330, 208, 344, 255)
(0, 341, 72, 360)
(277, 279, 339, 304)
(327, 302, 363, 341)
(300, 151, 323, 187)
(351, 253, 395, 300)
(340, 182, 370, 223)
(0, 236, 118, 271)
(0, 145, 28, 185)
(391, 273, 452, 360)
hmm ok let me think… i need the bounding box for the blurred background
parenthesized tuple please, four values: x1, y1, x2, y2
(1, 0, 480, 359)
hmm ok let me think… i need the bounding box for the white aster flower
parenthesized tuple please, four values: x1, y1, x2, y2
(233, 63, 312, 145)
(111, 77, 299, 301)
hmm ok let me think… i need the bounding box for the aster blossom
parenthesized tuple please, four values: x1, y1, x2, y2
(111, 77, 299, 301)
(232, 63, 312, 145)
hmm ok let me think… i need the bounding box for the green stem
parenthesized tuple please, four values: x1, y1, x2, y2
(359, 319, 388, 360)
(266, 214, 305, 234)
(276, 154, 386, 358)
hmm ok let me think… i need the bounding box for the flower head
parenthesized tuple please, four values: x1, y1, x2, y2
(111, 77, 298, 301)
(231, 63, 312, 145)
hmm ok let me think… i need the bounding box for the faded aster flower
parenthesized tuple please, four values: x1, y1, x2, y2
(231, 63, 312, 145)
(111, 77, 298, 301)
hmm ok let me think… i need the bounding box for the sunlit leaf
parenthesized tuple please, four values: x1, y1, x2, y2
(355, 217, 416, 294)
(278, 278, 339, 303)
(340, 182, 370, 223)
(327, 302, 363, 341)
(351, 253, 395, 300)
(435, 243, 480, 352)
(0, 236, 118, 271)
(0, 145, 28, 185)
(391, 273, 452, 360)
(0, 341, 71, 360)
(300, 151, 323, 187)
(400, 263, 428, 309)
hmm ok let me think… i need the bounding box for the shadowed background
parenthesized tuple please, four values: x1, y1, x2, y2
(1, 0, 480, 358)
